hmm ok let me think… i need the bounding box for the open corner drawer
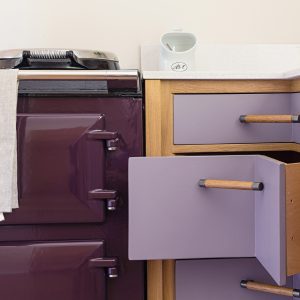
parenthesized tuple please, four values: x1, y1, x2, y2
(128, 154, 300, 286)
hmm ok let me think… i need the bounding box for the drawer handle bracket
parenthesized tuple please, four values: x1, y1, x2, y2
(240, 280, 300, 298)
(199, 179, 264, 191)
(239, 114, 300, 123)
(88, 189, 119, 211)
(89, 257, 119, 278)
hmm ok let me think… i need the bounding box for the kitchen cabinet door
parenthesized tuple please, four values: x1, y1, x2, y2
(0, 240, 111, 300)
(4, 114, 115, 224)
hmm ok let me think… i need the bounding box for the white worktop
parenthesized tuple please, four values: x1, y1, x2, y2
(142, 69, 300, 80)
(141, 44, 300, 80)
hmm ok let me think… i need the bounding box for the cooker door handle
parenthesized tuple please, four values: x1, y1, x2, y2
(239, 114, 300, 123)
(88, 130, 119, 151)
(198, 179, 264, 191)
(88, 189, 119, 211)
(89, 257, 119, 278)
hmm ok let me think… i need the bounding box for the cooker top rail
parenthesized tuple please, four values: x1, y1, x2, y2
(16, 70, 141, 95)
(17, 69, 139, 81)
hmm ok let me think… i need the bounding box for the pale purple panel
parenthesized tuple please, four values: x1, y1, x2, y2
(129, 155, 256, 260)
(176, 258, 293, 300)
(174, 94, 292, 144)
(254, 156, 286, 285)
(291, 93, 300, 143)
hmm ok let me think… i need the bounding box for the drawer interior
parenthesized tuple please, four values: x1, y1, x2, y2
(177, 151, 300, 279)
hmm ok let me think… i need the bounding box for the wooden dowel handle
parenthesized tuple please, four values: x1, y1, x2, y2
(199, 179, 264, 191)
(241, 280, 300, 298)
(239, 114, 300, 123)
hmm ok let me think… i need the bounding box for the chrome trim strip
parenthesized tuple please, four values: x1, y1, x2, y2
(18, 70, 138, 80)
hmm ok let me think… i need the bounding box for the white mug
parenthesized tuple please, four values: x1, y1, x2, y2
(159, 29, 197, 72)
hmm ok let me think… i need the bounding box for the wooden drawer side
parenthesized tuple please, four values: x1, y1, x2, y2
(286, 163, 300, 276)
(254, 156, 286, 285)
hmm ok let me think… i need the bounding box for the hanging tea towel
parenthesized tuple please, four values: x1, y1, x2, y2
(0, 69, 19, 221)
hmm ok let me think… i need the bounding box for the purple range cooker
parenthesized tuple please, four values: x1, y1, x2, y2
(0, 49, 145, 300)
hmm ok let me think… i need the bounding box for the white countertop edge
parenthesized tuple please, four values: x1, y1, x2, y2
(142, 69, 300, 80)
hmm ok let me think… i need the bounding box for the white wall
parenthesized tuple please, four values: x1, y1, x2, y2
(1, 0, 300, 69)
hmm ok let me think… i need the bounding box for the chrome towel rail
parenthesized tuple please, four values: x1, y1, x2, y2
(17, 70, 139, 81)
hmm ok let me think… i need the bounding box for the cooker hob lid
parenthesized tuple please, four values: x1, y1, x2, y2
(0, 49, 120, 70)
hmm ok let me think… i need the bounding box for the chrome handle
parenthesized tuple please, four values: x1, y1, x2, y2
(88, 130, 119, 151)
(88, 130, 117, 140)
(89, 257, 119, 278)
(17, 69, 139, 81)
(88, 189, 119, 211)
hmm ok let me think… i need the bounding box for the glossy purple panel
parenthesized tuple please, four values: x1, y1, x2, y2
(129, 155, 256, 260)
(255, 156, 286, 285)
(4, 114, 106, 224)
(13, 96, 145, 300)
(0, 241, 105, 300)
(176, 258, 293, 300)
(174, 93, 292, 144)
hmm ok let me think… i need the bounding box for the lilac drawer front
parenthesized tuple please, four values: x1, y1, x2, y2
(129, 155, 286, 285)
(176, 259, 294, 300)
(173, 93, 293, 144)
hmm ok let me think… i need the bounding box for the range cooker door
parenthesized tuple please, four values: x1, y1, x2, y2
(0, 240, 114, 300)
(4, 114, 117, 224)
